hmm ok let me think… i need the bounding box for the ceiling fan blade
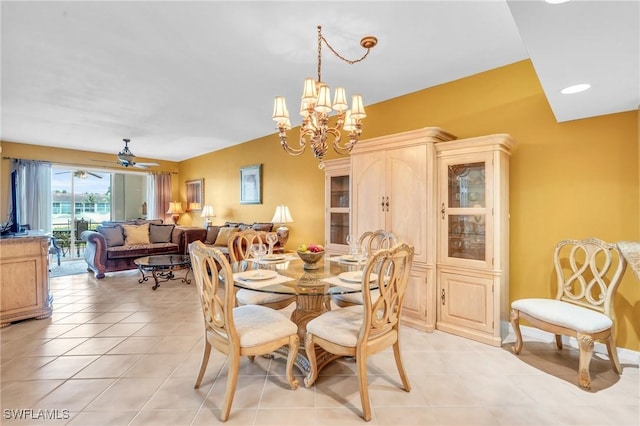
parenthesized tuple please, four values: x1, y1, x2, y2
(133, 163, 149, 169)
(87, 172, 103, 178)
(135, 162, 160, 167)
(54, 171, 71, 175)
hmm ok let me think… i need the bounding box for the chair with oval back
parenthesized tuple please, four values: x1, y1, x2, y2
(332, 229, 399, 308)
(304, 243, 415, 421)
(189, 241, 299, 422)
(229, 229, 296, 310)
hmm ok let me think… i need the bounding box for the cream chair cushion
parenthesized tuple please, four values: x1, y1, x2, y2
(511, 298, 612, 334)
(306, 305, 362, 347)
(236, 289, 296, 306)
(233, 305, 297, 347)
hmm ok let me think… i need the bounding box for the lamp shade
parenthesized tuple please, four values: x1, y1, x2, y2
(200, 205, 215, 218)
(271, 204, 293, 224)
(166, 202, 184, 214)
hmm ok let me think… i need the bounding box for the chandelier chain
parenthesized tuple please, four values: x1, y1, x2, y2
(317, 25, 373, 82)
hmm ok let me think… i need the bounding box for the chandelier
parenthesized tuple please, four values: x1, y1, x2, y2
(272, 26, 377, 169)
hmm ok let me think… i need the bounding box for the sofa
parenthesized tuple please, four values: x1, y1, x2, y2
(201, 221, 281, 257)
(81, 219, 206, 279)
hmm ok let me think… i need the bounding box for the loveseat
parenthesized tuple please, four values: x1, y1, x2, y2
(81, 219, 206, 279)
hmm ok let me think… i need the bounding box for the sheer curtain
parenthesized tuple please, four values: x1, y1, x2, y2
(148, 173, 171, 222)
(12, 159, 52, 231)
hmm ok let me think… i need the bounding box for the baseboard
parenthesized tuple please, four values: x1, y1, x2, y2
(509, 324, 640, 366)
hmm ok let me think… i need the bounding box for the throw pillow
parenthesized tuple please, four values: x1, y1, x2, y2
(251, 222, 273, 232)
(213, 226, 238, 246)
(98, 225, 125, 247)
(122, 223, 150, 246)
(205, 225, 221, 245)
(149, 224, 174, 243)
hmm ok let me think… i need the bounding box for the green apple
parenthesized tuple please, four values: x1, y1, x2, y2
(298, 244, 308, 252)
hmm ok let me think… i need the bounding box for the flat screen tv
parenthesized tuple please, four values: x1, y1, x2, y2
(1, 170, 20, 235)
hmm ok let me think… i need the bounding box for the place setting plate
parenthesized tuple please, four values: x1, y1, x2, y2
(235, 269, 278, 281)
(338, 271, 378, 283)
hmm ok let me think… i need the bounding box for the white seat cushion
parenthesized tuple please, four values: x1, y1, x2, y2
(236, 289, 293, 305)
(233, 305, 297, 347)
(512, 298, 612, 334)
(306, 305, 363, 347)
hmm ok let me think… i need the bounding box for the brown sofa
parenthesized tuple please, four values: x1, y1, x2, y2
(201, 222, 281, 257)
(81, 219, 206, 279)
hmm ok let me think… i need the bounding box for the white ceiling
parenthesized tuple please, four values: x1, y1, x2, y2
(1, 1, 638, 163)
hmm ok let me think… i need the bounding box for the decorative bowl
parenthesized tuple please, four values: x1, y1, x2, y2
(297, 250, 325, 270)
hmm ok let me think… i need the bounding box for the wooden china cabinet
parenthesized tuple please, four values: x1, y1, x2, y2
(435, 134, 514, 346)
(350, 127, 457, 331)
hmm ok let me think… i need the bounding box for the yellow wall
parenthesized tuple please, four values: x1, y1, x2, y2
(180, 60, 639, 350)
(2, 59, 638, 350)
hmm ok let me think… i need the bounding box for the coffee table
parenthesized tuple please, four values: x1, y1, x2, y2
(134, 254, 191, 290)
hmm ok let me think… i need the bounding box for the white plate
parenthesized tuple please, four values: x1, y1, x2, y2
(236, 270, 278, 281)
(262, 254, 285, 261)
(338, 271, 378, 283)
(340, 255, 361, 262)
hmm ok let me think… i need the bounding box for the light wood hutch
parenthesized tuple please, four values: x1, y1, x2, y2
(0, 235, 53, 327)
(338, 127, 514, 346)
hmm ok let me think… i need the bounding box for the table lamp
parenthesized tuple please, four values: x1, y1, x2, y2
(270, 204, 294, 246)
(166, 201, 184, 225)
(200, 205, 215, 228)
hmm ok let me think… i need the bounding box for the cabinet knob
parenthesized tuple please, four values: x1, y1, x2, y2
(441, 288, 446, 305)
(441, 203, 446, 219)
(381, 196, 385, 212)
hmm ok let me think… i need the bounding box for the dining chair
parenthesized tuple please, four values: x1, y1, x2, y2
(332, 229, 399, 308)
(304, 243, 415, 421)
(189, 241, 299, 422)
(510, 237, 627, 389)
(228, 229, 296, 310)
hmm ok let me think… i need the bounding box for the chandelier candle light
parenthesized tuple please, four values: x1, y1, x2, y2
(272, 25, 377, 169)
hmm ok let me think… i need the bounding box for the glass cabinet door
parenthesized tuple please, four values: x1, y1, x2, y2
(443, 160, 488, 262)
(327, 174, 350, 246)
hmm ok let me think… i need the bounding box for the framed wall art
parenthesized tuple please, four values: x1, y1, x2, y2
(186, 178, 203, 211)
(240, 164, 262, 204)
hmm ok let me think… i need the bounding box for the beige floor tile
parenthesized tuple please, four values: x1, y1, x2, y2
(35, 378, 115, 411)
(129, 409, 198, 426)
(67, 410, 138, 425)
(143, 377, 210, 410)
(74, 354, 144, 379)
(0, 273, 635, 426)
(64, 337, 125, 355)
(25, 355, 99, 380)
(83, 377, 165, 411)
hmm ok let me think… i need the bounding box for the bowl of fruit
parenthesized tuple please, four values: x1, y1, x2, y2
(297, 243, 325, 270)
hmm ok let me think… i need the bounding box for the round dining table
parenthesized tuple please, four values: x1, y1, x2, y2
(232, 253, 374, 375)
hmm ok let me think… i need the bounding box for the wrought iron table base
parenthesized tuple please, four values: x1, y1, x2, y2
(137, 265, 191, 290)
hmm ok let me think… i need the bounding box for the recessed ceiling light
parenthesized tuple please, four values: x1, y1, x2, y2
(545, 0, 571, 4)
(561, 83, 591, 94)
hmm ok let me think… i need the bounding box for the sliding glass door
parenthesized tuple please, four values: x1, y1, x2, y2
(51, 167, 148, 261)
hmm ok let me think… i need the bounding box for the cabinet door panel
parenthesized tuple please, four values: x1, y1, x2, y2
(387, 145, 428, 264)
(352, 152, 386, 238)
(438, 271, 493, 334)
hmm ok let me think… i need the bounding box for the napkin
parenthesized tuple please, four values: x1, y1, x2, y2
(250, 254, 299, 264)
(233, 272, 294, 289)
(329, 255, 367, 266)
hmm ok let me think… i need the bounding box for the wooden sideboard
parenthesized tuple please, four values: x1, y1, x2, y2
(0, 235, 53, 327)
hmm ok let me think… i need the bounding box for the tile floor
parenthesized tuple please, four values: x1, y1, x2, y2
(1, 270, 638, 425)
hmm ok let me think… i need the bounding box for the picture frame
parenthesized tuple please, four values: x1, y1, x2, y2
(186, 179, 203, 211)
(240, 164, 262, 204)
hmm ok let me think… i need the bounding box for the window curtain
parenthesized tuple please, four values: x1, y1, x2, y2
(148, 173, 171, 223)
(12, 159, 52, 231)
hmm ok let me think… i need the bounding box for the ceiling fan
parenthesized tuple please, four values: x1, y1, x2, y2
(116, 139, 159, 169)
(55, 170, 103, 179)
